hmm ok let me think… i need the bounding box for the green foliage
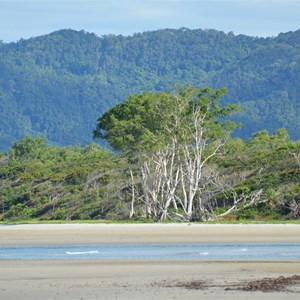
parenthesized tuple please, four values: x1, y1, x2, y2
(235, 203, 281, 221)
(0, 129, 299, 222)
(1, 28, 300, 151)
(94, 86, 238, 153)
(52, 208, 67, 220)
(9, 136, 48, 160)
(215, 131, 300, 221)
(0, 136, 125, 221)
(0, 61, 300, 223)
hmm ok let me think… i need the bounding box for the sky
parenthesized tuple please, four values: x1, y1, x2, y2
(0, 0, 299, 43)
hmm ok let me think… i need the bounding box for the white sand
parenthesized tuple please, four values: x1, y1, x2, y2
(0, 224, 300, 299)
(1, 223, 300, 245)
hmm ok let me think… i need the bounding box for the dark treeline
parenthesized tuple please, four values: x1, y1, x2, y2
(0, 28, 300, 151)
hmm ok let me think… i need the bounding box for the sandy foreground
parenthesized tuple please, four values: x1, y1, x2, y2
(0, 224, 300, 299)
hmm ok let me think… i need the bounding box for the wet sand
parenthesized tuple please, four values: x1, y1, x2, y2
(1, 224, 300, 299)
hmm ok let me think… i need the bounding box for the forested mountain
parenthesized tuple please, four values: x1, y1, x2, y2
(0, 28, 299, 151)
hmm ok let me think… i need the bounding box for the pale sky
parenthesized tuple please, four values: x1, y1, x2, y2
(0, 0, 299, 43)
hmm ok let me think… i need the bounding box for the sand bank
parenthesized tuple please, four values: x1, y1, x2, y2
(1, 223, 300, 246)
(1, 224, 299, 299)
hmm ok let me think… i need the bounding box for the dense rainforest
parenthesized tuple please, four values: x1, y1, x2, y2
(0, 28, 300, 151)
(0, 87, 299, 222)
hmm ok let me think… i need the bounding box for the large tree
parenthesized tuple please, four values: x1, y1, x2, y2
(94, 86, 238, 221)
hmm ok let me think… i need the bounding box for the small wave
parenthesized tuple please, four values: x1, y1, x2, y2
(176, 251, 199, 256)
(66, 250, 99, 255)
(199, 252, 209, 255)
(240, 249, 248, 252)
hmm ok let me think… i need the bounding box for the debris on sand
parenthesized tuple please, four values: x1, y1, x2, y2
(235, 275, 300, 292)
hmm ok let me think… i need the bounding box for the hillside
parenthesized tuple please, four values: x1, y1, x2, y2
(0, 28, 299, 151)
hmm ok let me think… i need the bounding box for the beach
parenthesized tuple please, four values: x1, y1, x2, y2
(1, 224, 300, 299)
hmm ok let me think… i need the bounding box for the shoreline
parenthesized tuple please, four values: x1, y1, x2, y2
(1, 224, 300, 299)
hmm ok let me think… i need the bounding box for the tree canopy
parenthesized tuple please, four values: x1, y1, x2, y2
(94, 86, 240, 221)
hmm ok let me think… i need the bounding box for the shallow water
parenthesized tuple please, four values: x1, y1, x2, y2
(0, 244, 300, 260)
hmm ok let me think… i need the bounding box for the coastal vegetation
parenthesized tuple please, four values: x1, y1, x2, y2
(1, 87, 299, 223)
